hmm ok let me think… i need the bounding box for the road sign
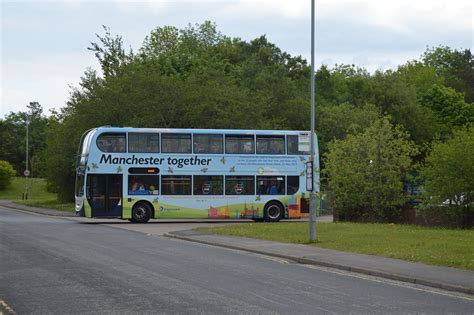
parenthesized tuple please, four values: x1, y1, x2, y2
(24, 170, 30, 177)
(298, 132, 310, 152)
(306, 161, 313, 191)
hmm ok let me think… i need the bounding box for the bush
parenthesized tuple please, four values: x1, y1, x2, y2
(420, 126, 473, 227)
(416, 206, 472, 228)
(324, 117, 418, 222)
(0, 160, 16, 190)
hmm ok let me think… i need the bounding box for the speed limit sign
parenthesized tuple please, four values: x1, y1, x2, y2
(24, 170, 30, 177)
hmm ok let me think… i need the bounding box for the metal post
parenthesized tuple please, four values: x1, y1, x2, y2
(24, 117, 29, 200)
(309, 0, 317, 241)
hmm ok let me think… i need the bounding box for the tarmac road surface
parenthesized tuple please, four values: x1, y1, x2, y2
(1, 206, 473, 314)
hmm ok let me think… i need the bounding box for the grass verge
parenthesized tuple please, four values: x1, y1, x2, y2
(0, 177, 74, 212)
(197, 222, 474, 270)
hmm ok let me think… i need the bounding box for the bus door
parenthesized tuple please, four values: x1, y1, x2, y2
(87, 174, 123, 217)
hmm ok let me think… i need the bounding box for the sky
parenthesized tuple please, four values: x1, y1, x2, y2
(1, 0, 473, 117)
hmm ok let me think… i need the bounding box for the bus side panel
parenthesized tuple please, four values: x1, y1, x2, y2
(122, 199, 132, 219)
(84, 200, 92, 218)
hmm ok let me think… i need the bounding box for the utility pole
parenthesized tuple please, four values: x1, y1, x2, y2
(309, 0, 317, 241)
(24, 109, 31, 200)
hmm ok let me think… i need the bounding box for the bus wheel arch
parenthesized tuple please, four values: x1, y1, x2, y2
(131, 201, 153, 223)
(264, 200, 284, 222)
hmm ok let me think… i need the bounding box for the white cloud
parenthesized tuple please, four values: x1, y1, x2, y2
(1, 52, 99, 116)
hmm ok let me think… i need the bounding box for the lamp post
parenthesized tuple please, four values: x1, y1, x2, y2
(309, 0, 317, 241)
(24, 113, 30, 200)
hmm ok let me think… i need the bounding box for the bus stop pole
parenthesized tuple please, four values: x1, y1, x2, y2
(309, 0, 317, 241)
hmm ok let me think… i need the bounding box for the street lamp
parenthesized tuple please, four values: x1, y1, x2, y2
(309, 0, 317, 241)
(24, 109, 31, 200)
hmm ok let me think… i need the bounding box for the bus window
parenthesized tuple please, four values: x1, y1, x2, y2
(162, 134, 192, 153)
(97, 133, 126, 153)
(194, 176, 223, 195)
(257, 176, 285, 195)
(161, 176, 192, 195)
(287, 135, 309, 155)
(129, 133, 159, 153)
(256, 135, 285, 154)
(193, 134, 223, 154)
(225, 176, 255, 195)
(286, 176, 299, 195)
(225, 135, 254, 154)
(128, 175, 159, 195)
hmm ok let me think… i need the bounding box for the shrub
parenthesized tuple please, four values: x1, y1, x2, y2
(324, 117, 418, 222)
(420, 126, 473, 227)
(0, 160, 16, 190)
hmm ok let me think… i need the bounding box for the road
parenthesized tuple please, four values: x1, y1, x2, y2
(0, 206, 472, 314)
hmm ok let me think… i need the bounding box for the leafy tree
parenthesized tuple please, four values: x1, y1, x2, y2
(88, 25, 133, 78)
(420, 84, 474, 126)
(420, 126, 473, 227)
(0, 102, 49, 176)
(368, 70, 446, 147)
(395, 61, 443, 96)
(315, 103, 380, 155)
(0, 160, 16, 190)
(422, 46, 474, 103)
(324, 117, 418, 222)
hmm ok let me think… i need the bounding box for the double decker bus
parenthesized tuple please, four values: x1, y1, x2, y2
(75, 127, 319, 223)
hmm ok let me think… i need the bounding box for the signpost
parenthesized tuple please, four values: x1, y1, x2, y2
(24, 110, 30, 200)
(306, 161, 313, 192)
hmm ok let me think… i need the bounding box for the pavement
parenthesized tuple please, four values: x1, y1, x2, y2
(1, 200, 473, 296)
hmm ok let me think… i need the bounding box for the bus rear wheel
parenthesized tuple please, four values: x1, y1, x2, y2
(264, 201, 283, 222)
(131, 202, 151, 223)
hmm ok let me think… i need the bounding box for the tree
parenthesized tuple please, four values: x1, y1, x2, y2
(0, 160, 16, 190)
(420, 84, 474, 127)
(420, 126, 473, 227)
(324, 117, 418, 222)
(315, 103, 380, 155)
(422, 46, 474, 103)
(0, 102, 49, 176)
(395, 61, 443, 96)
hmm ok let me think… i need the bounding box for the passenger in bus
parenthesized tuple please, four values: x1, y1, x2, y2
(268, 181, 279, 195)
(130, 178, 145, 191)
(258, 181, 267, 195)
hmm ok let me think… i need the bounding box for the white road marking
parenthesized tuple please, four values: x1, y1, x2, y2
(298, 264, 474, 301)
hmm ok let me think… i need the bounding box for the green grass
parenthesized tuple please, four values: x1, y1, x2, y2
(0, 177, 74, 212)
(197, 222, 474, 270)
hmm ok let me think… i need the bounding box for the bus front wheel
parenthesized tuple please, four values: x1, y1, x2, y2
(264, 201, 283, 222)
(131, 202, 151, 223)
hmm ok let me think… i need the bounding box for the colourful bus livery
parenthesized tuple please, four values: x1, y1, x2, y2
(75, 127, 319, 223)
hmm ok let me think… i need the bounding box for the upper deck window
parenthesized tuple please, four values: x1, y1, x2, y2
(97, 133, 126, 153)
(162, 133, 192, 153)
(256, 135, 285, 154)
(287, 135, 310, 155)
(129, 133, 159, 153)
(194, 134, 223, 154)
(225, 135, 255, 154)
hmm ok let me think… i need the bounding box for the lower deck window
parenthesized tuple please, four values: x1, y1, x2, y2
(194, 176, 223, 195)
(257, 176, 285, 195)
(128, 175, 159, 195)
(162, 176, 192, 195)
(225, 176, 255, 195)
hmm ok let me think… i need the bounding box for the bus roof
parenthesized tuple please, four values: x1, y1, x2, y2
(89, 126, 315, 136)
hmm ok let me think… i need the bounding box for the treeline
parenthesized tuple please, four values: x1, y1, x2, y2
(1, 22, 472, 226)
